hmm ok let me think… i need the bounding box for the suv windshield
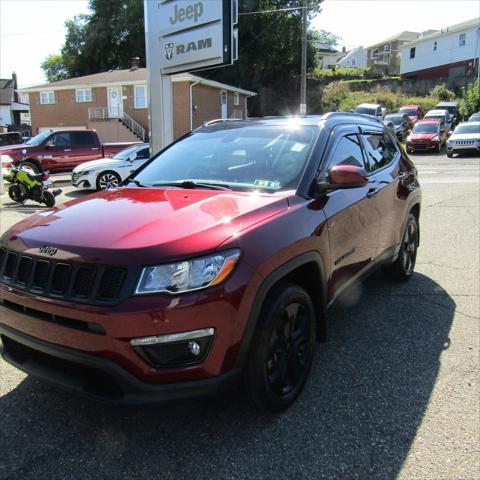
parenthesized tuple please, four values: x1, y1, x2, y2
(454, 124, 480, 135)
(355, 107, 376, 116)
(437, 105, 457, 115)
(400, 108, 417, 116)
(24, 131, 52, 145)
(385, 115, 403, 125)
(413, 124, 439, 134)
(133, 124, 316, 192)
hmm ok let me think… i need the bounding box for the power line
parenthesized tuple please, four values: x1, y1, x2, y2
(239, 5, 318, 16)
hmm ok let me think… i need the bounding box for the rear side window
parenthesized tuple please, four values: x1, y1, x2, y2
(72, 131, 95, 145)
(361, 132, 399, 173)
(328, 134, 364, 168)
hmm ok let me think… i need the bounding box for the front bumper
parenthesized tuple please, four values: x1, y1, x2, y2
(407, 141, 439, 151)
(0, 323, 240, 405)
(71, 172, 95, 190)
(447, 142, 480, 154)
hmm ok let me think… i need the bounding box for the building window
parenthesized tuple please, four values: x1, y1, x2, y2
(433, 41, 438, 51)
(459, 33, 466, 46)
(39, 91, 55, 105)
(18, 92, 29, 104)
(75, 88, 93, 103)
(384, 44, 390, 52)
(351, 58, 356, 66)
(410, 47, 416, 59)
(372, 49, 378, 59)
(134, 85, 147, 108)
(233, 92, 240, 106)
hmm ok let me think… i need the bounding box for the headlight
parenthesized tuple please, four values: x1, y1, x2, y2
(135, 249, 241, 294)
(431, 135, 439, 141)
(78, 170, 93, 175)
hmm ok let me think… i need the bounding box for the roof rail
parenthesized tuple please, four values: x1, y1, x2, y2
(322, 112, 383, 124)
(202, 118, 244, 127)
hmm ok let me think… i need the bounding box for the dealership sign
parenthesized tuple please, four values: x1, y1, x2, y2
(147, 0, 238, 75)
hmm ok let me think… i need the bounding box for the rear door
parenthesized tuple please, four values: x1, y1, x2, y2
(321, 126, 382, 297)
(360, 128, 406, 259)
(70, 131, 102, 166)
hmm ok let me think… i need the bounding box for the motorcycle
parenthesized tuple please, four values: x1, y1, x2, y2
(7, 151, 62, 207)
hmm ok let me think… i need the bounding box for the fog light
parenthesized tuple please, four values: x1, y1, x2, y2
(130, 328, 214, 368)
(188, 341, 201, 356)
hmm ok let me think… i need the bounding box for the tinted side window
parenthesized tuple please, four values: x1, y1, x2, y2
(72, 131, 95, 145)
(50, 132, 71, 147)
(136, 147, 150, 159)
(362, 132, 399, 173)
(329, 134, 364, 169)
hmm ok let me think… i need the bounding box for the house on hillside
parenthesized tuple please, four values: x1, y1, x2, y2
(367, 31, 437, 75)
(400, 18, 480, 80)
(315, 43, 347, 68)
(336, 47, 367, 68)
(20, 62, 256, 142)
(0, 73, 30, 134)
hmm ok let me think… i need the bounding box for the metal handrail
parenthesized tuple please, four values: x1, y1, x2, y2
(122, 112, 147, 142)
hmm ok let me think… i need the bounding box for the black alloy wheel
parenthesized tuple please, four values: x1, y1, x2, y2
(245, 284, 316, 413)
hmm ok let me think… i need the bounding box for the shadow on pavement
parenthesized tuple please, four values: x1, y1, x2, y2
(0, 272, 454, 480)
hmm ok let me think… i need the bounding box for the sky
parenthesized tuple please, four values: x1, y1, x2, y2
(0, 0, 479, 88)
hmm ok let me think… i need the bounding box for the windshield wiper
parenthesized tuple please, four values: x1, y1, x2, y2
(129, 179, 148, 188)
(152, 180, 231, 191)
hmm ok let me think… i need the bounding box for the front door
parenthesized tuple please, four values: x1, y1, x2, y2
(107, 87, 123, 118)
(220, 90, 228, 119)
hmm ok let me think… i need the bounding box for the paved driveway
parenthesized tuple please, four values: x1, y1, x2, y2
(0, 153, 479, 480)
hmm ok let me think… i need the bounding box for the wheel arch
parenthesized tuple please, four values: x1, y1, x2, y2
(235, 251, 328, 370)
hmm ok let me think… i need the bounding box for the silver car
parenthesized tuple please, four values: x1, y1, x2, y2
(446, 122, 480, 158)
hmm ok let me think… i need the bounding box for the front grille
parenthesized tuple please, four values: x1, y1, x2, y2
(0, 248, 131, 305)
(455, 140, 475, 145)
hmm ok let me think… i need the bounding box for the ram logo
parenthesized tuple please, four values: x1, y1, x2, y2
(39, 245, 58, 256)
(165, 42, 174, 61)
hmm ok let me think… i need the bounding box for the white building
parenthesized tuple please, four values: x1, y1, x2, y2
(336, 47, 367, 68)
(400, 18, 480, 79)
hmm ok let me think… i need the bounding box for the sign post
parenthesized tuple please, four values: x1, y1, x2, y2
(144, 0, 238, 154)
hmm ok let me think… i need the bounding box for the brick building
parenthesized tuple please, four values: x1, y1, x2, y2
(20, 66, 256, 142)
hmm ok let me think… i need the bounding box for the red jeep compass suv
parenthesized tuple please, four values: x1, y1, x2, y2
(0, 114, 421, 412)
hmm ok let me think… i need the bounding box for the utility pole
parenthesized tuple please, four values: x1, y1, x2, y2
(299, 0, 308, 115)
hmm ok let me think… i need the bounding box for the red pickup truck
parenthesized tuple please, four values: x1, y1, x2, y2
(0, 129, 140, 174)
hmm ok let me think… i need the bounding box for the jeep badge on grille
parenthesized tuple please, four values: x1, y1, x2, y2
(39, 245, 58, 256)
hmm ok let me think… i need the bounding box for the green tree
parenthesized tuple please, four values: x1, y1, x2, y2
(40, 54, 69, 82)
(459, 80, 480, 119)
(310, 28, 341, 47)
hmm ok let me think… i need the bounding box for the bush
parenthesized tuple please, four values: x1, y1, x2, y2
(429, 84, 455, 101)
(314, 66, 369, 82)
(320, 82, 439, 114)
(459, 80, 480, 119)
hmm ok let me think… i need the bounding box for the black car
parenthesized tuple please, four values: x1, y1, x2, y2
(383, 113, 412, 141)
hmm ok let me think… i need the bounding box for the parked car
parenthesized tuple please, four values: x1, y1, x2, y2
(0, 114, 421, 412)
(435, 101, 459, 127)
(468, 112, 480, 122)
(0, 129, 140, 175)
(446, 122, 480, 158)
(0, 131, 22, 147)
(353, 103, 386, 121)
(399, 104, 423, 123)
(424, 109, 452, 131)
(406, 119, 448, 153)
(72, 143, 150, 190)
(383, 113, 413, 141)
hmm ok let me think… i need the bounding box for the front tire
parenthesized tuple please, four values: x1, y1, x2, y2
(96, 171, 121, 190)
(447, 151, 453, 158)
(384, 213, 419, 281)
(8, 184, 28, 203)
(245, 284, 316, 413)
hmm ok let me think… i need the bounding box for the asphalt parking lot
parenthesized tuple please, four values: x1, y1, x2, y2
(0, 152, 479, 480)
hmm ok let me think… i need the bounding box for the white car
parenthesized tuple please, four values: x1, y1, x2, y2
(446, 122, 480, 158)
(353, 103, 387, 121)
(424, 109, 452, 132)
(72, 143, 150, 190)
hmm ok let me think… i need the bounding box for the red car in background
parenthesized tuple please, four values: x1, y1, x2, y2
(406, 119, 448, 153)
(399, 105, 424, 124)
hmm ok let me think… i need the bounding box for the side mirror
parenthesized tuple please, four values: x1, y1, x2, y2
(129, 153, 137, 161)
(45, 141, 54, 148)
(350, 109, 354, 113)
(314, 165, 369, 195)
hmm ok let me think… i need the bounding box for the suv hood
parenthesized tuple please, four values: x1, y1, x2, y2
(449, 133, 480, 141)
(410, 132, 437, 140)
(0, 144, 33, 155)
(3, 187, 289, 265)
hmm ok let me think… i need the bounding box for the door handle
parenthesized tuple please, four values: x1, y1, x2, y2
(91, 147, 99, 151)
(367, 187, 379, 199)
(64, 149, 72, 152)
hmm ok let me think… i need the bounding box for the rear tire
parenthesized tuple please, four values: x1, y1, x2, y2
(384, 213, 419, 282)
(43, 190, 56, 208)
(245, 283, 316, 413)
(23, 161, 40, 174)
